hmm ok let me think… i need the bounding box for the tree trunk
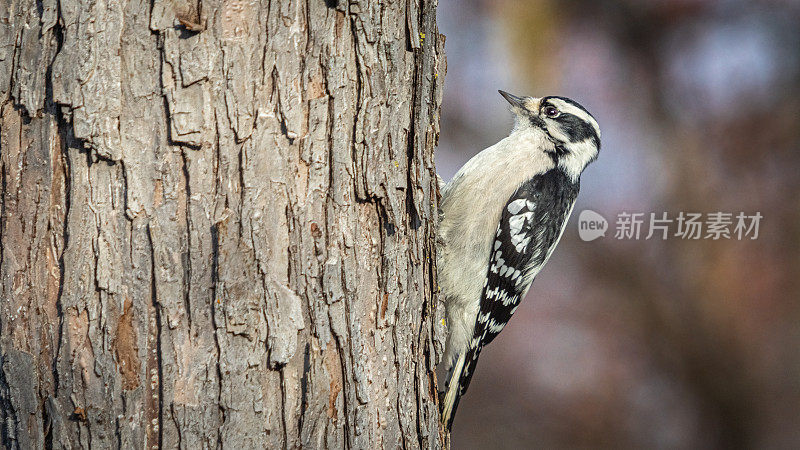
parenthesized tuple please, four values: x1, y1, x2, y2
(0, 0, 446, 447)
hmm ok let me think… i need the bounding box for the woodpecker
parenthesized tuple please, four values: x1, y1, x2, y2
(438, 90, 601, 430)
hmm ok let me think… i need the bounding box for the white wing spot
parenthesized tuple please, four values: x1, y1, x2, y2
(515, 237, 531, 253)
(507, 199, 527, 214)
(509, 210, 534, 253)
(508, 214, 526, 235)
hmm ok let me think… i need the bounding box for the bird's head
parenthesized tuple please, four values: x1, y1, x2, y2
(499, 90, 601, 181)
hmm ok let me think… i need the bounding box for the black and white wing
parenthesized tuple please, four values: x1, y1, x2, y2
(442, 170, 578, 429)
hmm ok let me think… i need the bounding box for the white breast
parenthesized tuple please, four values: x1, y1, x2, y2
(438, 126, 555, 367)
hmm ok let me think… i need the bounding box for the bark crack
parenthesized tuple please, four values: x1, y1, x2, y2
(298, 342, 310, 436)
(147, 224, 164, 448)
(51, 104, 71, 401)
(209, 202, 225, 448)
(333, 331, 351, 449)
(181, 151, 193, 329)
(348, 11, 364, 200)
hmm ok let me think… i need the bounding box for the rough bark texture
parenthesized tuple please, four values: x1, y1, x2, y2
(0, 0, 446, 448)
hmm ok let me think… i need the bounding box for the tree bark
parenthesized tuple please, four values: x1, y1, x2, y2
(0, 0, 446, 447)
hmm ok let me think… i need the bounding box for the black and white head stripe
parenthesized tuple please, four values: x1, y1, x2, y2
(540, 96, 600, 148)
(441, 170, 579, 429)
(535, 96, 601, 182)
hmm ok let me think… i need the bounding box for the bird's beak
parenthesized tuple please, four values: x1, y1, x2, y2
(498, 90, 526, 109)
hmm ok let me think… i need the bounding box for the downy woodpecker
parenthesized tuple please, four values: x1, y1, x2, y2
(438, 90, 601, 430)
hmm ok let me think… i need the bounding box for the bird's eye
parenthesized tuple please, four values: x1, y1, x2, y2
(543, 105, 559, 118)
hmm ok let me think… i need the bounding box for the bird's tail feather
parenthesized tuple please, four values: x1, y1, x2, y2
(441, 352, 467, 430)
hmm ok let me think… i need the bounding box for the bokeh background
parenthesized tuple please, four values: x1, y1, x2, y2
(435, 1, 800, 448)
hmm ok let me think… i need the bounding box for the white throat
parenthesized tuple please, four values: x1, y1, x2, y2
(558, 138, 596, 183)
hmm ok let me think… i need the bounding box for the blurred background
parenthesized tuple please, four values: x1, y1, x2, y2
(436, 0, 800, 448)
